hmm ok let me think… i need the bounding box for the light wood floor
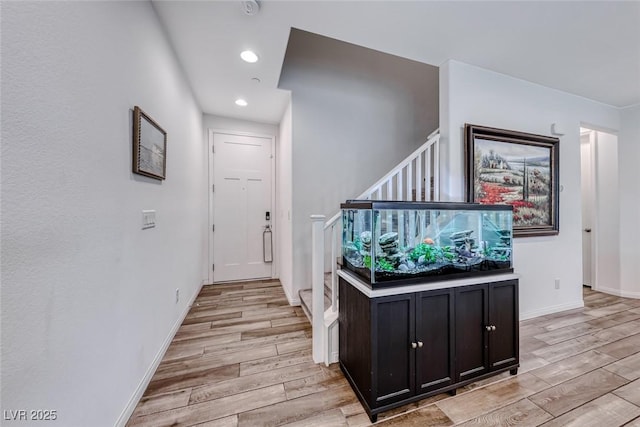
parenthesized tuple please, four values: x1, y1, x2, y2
(127, 281, 640, 427)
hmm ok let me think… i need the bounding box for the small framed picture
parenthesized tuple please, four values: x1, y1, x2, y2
(132, 106, 166, 180)
(465, 124, 559, 237)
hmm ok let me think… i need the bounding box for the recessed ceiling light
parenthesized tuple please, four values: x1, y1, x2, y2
(240, 50, 259, 63)
(235, 98, 248, 107)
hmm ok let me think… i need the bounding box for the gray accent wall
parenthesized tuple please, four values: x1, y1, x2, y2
(279, 29, 439, 296)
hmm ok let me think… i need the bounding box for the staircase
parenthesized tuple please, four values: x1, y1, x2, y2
(299, 273, 332, 319)
(305, 129, 441, 365)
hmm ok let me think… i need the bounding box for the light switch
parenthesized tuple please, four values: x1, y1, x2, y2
(142, 210, 156, 229)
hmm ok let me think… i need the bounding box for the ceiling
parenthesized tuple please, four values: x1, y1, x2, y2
(152, 1, 640, 125)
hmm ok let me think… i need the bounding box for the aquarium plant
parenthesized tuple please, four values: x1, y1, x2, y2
(376, 258, 395, 272)
(409, 243, 437, 263)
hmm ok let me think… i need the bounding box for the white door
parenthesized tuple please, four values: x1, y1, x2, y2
(210, 132, 274, 283)
(580, 132, 593, 287)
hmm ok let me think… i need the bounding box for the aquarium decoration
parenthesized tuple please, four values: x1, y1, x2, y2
(465, 124, 559, 237)
(342, 201, 514, 288)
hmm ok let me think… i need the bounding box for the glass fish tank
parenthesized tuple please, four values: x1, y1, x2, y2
(341, 201, 513, 288)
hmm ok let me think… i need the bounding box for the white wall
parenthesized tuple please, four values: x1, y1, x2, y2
(203, 114, 279, 138)
(277, 101, 295, 303)
(619, 105, 640, 297)
(440, 60, 620, 319)
(1, 2, 206, 426)
(279, 30, 439, 296)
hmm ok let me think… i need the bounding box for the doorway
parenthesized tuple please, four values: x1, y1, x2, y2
(208, 130, 276, 283)
(580, 129, 595, 288)
(579, 126, 620, 293)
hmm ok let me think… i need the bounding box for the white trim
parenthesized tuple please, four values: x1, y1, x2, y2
(311, 215, 326, 364)
(337, 269, 520, 299)
(208, 128, 276, 140)
(208, 130, 215, 284)
(520, 299, 585, 321)
(589, 130, 599, 291)
(595, 286, 640, 300)
(208, 129, 277, 283)
(115, 281, 204, 427)
(324, 311, 339, 366)
(281, 280, 301, 306)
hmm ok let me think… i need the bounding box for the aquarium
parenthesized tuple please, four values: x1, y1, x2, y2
(341, 201, 513, 287)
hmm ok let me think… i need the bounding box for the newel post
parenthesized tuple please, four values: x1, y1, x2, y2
(310, 214, 326, 364)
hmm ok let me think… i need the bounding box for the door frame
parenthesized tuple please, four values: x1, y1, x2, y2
(580, 124, 619, 294)
(580, 129, 597, 289)
(207, 128, 277, 284)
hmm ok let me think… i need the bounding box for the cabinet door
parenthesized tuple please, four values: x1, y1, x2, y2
(415, 289, 454, 393)
(489, 280, 519, 370)
(372, 294, 415, 406)
(455, 285, 489, 382)
(339, 277, 372, 402)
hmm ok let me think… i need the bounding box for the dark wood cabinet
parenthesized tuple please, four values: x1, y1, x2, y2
(455, 281, 519, 382)
(339, 275, 519, 422)
(415, 289, 455, 394)
(488, 281, 519, 372)
(455, 284, 489, 382)
(372, 294, 415, 406)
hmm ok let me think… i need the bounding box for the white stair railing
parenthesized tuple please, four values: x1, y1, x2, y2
(310, 129, 441, 365)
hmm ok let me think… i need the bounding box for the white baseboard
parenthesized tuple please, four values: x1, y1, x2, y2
(115, 281, 204, 427)
(282, 283, 301, 306)
(520, 299, 585, 321)
(596, 286, 640, 299)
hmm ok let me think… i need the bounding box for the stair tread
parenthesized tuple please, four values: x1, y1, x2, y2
(299, 271, 337, 320)
(299, 288, 331, 321)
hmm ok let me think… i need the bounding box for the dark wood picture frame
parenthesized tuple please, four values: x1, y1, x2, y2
(465, 124, 559, 237)
(133, 106, 167, 180)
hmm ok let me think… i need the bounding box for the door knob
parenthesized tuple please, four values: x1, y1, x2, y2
(417, 341, 424, 348)
(491, 325, 497, 331)
(584, 228, 592, 232)
(486, 325, 492, 331)
(411, 342, 417, 349)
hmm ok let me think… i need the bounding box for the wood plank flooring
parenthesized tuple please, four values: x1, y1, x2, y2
(127, 282, 640, 426)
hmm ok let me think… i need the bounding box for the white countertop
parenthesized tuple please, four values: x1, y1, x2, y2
(337, 269, 519, 298)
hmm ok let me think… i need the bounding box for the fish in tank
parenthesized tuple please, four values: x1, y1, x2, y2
(341, 201, 513, 287)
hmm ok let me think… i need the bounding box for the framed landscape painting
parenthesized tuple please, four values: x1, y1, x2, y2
(465, 124, 559, 237)
(133, 106, 167, 180)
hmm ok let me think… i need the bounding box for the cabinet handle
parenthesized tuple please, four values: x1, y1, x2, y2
(411, 342, 417, 349)
(485, 325, 492, 331)
(417, 341, 424, 348)
(492, 325, 497, 331)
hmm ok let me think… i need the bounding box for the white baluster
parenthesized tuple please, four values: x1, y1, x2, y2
(416, 155, 422, 201)
(331, 222, 338, 313)
(407, 162, 413, 200)
(425, 146, 432, 201)
(434, 138, 440, 200)
(311, 214, 326, 364)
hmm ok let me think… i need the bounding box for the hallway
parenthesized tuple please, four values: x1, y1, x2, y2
(126, 282, 640, 426)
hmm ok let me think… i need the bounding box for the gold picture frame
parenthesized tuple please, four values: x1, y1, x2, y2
(132, 106, 167, 180)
